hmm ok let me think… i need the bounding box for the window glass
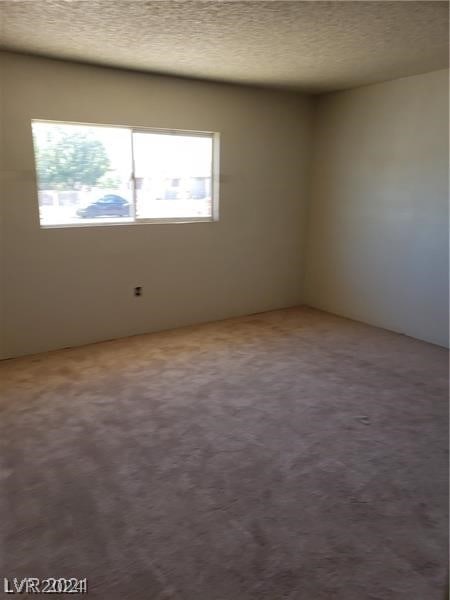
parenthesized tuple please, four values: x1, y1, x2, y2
(32, 121, 218, 227)
(133, 132, 213, 220)
(32, 122, 132, 226)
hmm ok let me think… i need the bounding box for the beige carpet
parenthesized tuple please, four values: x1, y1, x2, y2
(0, 307, 448, 599)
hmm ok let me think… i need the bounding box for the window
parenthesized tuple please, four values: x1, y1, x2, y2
(31, 120, 219, 227)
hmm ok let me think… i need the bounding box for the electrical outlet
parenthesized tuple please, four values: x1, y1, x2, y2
(134, 286, 142, 297)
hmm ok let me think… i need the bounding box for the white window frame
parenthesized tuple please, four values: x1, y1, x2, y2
(32, 120, 220, 228)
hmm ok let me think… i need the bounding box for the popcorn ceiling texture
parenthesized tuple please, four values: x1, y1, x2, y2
(0, 0, 448, 92)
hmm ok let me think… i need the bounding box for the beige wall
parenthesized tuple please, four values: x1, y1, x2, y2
(1, 53, 447, 358)
(0, 52, 313, 358)
(305, 69, 449, 347)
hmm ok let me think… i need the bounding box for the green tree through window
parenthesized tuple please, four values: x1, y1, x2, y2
(34, 127, 110, 190)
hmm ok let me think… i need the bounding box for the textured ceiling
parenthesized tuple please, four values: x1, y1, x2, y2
(0, 1, 448, 92)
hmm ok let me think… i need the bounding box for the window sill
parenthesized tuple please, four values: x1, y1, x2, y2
(40, 216, 217, 229)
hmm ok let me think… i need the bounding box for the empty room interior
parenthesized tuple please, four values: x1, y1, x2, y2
(0, 1, 449, 599)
